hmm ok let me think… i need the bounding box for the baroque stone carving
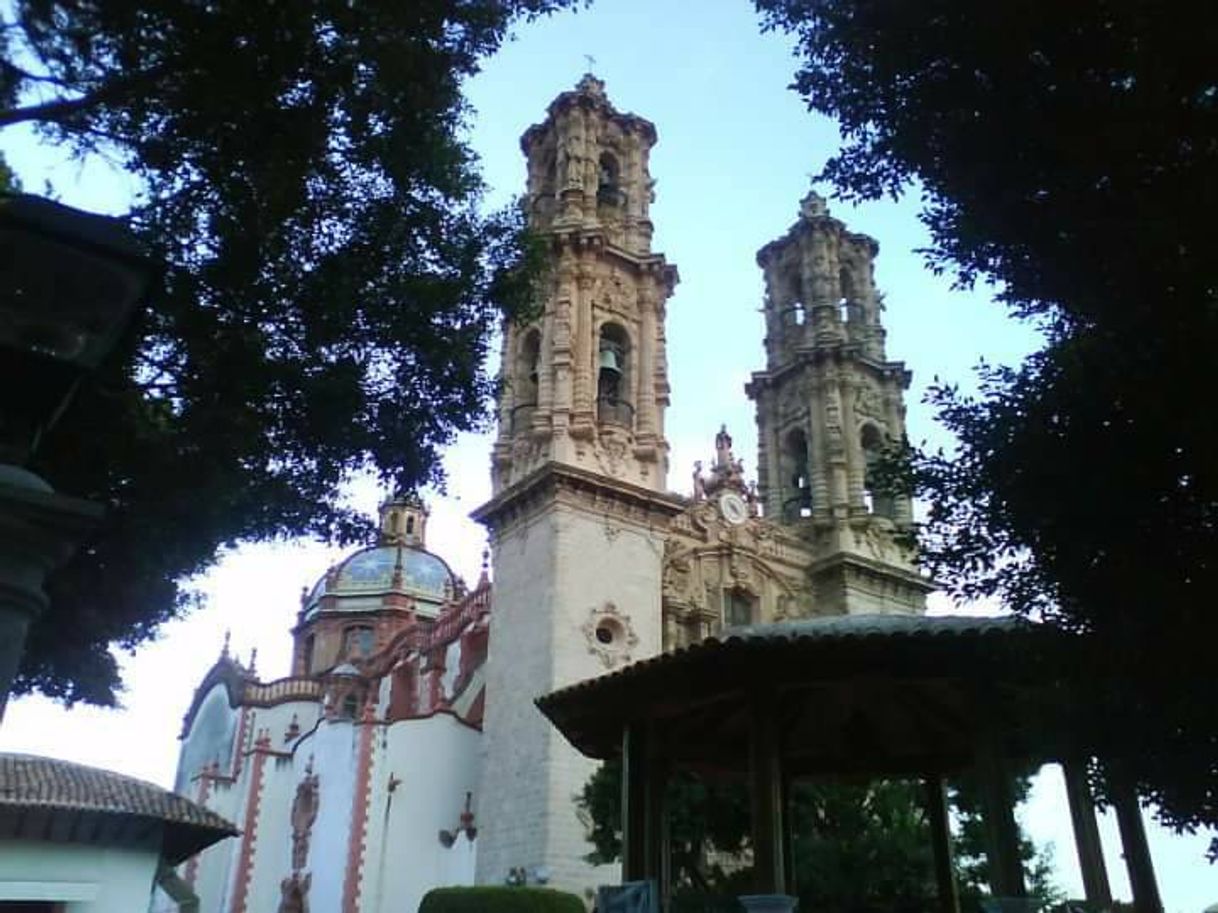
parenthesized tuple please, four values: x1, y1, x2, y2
(582, 602, 639, 668)
(290, 764, 319, 871)
(854, 382, 884, 422)
(278, 873, 311, 913)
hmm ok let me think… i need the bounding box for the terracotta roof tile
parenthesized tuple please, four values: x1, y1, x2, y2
(0, 752, 237, 856)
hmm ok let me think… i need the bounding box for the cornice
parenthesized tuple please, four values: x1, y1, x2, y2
(746, 349, 912, 397)
(806, 551, 936, 594)
(472, 460, 685, 536)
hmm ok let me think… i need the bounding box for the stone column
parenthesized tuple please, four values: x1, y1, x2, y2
(0, 466, 101, 720)
(573, 266, 596, 423)
(635, 290, 657, 440)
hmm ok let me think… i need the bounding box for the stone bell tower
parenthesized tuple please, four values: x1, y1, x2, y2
(746, 192, 933, 615)
(473, 76, 684, 895)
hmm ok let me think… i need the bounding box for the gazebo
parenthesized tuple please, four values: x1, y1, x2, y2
(537, 615, 1163, 913)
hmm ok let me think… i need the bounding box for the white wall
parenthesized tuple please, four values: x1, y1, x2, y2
(0, 838, 160, 912)
(362, 714, 482, 913)
(478, 500, 660, 897)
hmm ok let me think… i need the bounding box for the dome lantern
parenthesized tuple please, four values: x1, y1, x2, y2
(379, 492, 428, 547)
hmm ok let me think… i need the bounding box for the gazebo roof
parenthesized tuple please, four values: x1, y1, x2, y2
(538, 614, 1073, 778)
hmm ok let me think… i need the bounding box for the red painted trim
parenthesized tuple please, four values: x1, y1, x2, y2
(183, 766, 215, 887)
(342, 712, 377, 913)
(231, 708, 251, 778)
(230, 732, 272, 913)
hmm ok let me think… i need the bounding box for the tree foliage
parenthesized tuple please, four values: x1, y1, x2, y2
(580, 761, 1059, 913)
(0, 0, 570, 704)
(754, 0, 1218, 842)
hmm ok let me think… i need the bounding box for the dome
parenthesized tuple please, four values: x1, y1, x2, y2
(302, 542, 456, 620)
(299, 494, 461, 622)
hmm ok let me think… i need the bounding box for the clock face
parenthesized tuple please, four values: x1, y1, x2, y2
(719, 491, 748, 525)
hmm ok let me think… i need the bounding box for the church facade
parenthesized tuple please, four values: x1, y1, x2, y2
(172, 76, 931, 912)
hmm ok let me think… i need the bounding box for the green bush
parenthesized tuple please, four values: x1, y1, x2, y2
(419, 886, 585, 913)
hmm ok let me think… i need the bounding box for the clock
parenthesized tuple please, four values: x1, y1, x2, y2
(718, 491, 749, 525)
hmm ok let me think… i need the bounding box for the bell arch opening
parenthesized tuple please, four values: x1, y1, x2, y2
(597, 322, 633, 428)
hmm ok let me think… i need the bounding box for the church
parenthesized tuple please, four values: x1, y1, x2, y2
(172, 75, 932, 913)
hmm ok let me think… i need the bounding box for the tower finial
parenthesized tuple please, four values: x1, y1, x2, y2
(221, 629, 231, 659)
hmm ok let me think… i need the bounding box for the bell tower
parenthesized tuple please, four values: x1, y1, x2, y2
(747, 192, 932, 615)
(473, 77, 684, 894)
(490, 74, 676, 493)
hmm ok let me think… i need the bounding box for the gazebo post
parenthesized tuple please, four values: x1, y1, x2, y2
(741, 690, 795, 913)
(975, 736, 1027, 899)
(621, 721, 669, 898)
(1109, 765, 1163, 913)
(1061, 760, 1112, 907)
(923, 774, 960, 913)
(622, 721, 648, 882)
(780, 772, 796, 897)
(644, 740, 671, 906)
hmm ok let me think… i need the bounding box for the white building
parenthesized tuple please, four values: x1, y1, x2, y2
(173, 76, 928, 912)
(0, 753, 234, 912)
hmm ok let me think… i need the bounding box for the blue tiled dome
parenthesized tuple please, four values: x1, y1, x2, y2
(302, 543, 455, 620)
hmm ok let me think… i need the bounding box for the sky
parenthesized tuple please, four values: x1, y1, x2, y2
(0, 1, 1214, 909)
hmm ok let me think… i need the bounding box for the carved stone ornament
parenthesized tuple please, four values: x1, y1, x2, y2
(582, 602, 639, 668)
(290, 767, 320, 871)
(278, 872, 311, 913)
(854, 382, 884, 422)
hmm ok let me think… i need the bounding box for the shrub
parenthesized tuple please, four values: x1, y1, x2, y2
(419, 886, 586, 913)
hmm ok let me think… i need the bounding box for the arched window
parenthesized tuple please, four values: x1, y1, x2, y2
(597, 323, 633, 427)
(341, 692, 360, 720)
(343, 625, 374, 658)
(512, 328, 541, 433)
(725, 588, 757, 627)
(782, 428, 812, 521)
(861, 423, 895, 519)
(598, 152, 622, 206)
(300, 634, 315, 676)
(839, 266, 856, 324)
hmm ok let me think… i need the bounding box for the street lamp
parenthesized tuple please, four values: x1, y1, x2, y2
(0, 192, 155, 719)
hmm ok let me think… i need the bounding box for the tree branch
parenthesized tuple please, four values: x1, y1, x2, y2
(0, 89, 105, 128)
(0, 65, 164, 129)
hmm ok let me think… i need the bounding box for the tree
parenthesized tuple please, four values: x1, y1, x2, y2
(754, 0, 1218, 844)
(0, 0, 571, 704)
(580, 762, 1059, 913)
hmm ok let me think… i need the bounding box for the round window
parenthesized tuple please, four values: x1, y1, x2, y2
(595, 623, 616, 645)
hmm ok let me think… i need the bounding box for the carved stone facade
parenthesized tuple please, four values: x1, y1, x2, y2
(663, 427, 817, 648)
(746, 192, 933, 615)
(491, 74, 678, 494)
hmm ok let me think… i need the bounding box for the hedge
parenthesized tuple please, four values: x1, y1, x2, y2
(419, 886, 586, 913)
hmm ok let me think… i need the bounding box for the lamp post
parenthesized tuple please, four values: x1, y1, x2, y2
(0, 193, 154, 719)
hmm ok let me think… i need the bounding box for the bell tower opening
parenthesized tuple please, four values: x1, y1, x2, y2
(596, 322, 632, 428)
(861, 422, 896, 520)
(597, 151, 622, 207)
(782, 428, 813, 522)
(512, 327, 541, 434)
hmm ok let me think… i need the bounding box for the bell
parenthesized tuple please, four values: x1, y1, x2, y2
(598, 347, 621, 374)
